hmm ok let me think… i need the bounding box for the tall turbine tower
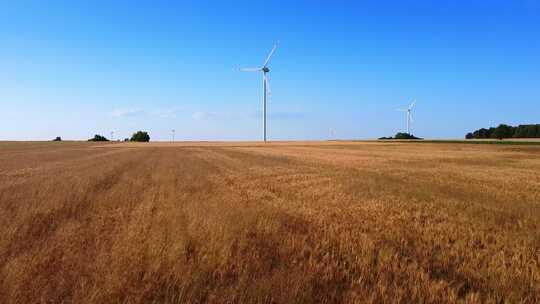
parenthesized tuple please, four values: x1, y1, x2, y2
(397, 100, 416, 135)
(240, 42, 279, 142)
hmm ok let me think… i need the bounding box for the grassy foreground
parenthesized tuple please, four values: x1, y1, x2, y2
(0, 141, 539, 303)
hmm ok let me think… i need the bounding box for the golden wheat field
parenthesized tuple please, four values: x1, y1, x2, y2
(0, 141, 539, 303)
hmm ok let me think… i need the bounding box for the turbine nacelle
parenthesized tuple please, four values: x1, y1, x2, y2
(262, 67, 270, 73)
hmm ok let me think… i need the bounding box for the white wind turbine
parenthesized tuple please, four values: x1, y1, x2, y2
(239, 42, 279, 142)
(397, 100, 416, 135)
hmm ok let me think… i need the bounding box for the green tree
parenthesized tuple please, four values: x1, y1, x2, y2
(528, 125, 536, 138)
(394, 132, 421, 139)
(88, 134, 109, 142)
(491, 124, 513, 140)
(513, 125, 528, 138)
(53, 137, 62, 141)
(130, 131, 150, 142)
(488, 127, 498, 139)
(468, 124, 540, 139)
(473, 128, 490, 139)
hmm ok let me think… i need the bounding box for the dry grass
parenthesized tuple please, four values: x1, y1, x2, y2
(0, 141, 539, 303)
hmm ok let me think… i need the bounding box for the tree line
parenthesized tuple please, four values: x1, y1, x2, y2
(87, 131, 150, 142)
(466, 124, 540, 139)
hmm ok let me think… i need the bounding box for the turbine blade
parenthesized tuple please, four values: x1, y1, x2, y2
(409, 99, 416, 110)
(240, 67, 262, 72)
(263, 42, 279, 67)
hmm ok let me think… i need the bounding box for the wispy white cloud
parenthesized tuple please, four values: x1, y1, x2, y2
(109, 108, 145, 118)
(150, 109, 178, 119)
(109, 108, 178, 119)
(268, 111, 306, 120)
(192, 111, 215, 121)
(192, 111, 249, 121)
(248, 110, 307, 121)
(191, 110, 306, 122)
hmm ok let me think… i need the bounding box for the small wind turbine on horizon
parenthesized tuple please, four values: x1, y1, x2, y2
(397, 100, 416, 135)
(239, 42, 279, 142)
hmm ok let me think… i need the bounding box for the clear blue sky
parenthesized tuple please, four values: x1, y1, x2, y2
(1, 1, 539, 141)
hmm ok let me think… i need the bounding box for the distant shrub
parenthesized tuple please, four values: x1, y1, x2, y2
(465, 132, 474, 139)
(53, 137, 62, 141)
(130, 131, 150, 142)
(378, 133, 422, 140)
(88, 134, 109, 142)
(394, 132, 422, 140)
(124, 138, 129, 142)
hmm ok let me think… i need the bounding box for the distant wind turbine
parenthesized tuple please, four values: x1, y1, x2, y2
(397, 100, 416, 135)
(239, 42, 279, 142)
(329, 128, 336, 140)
